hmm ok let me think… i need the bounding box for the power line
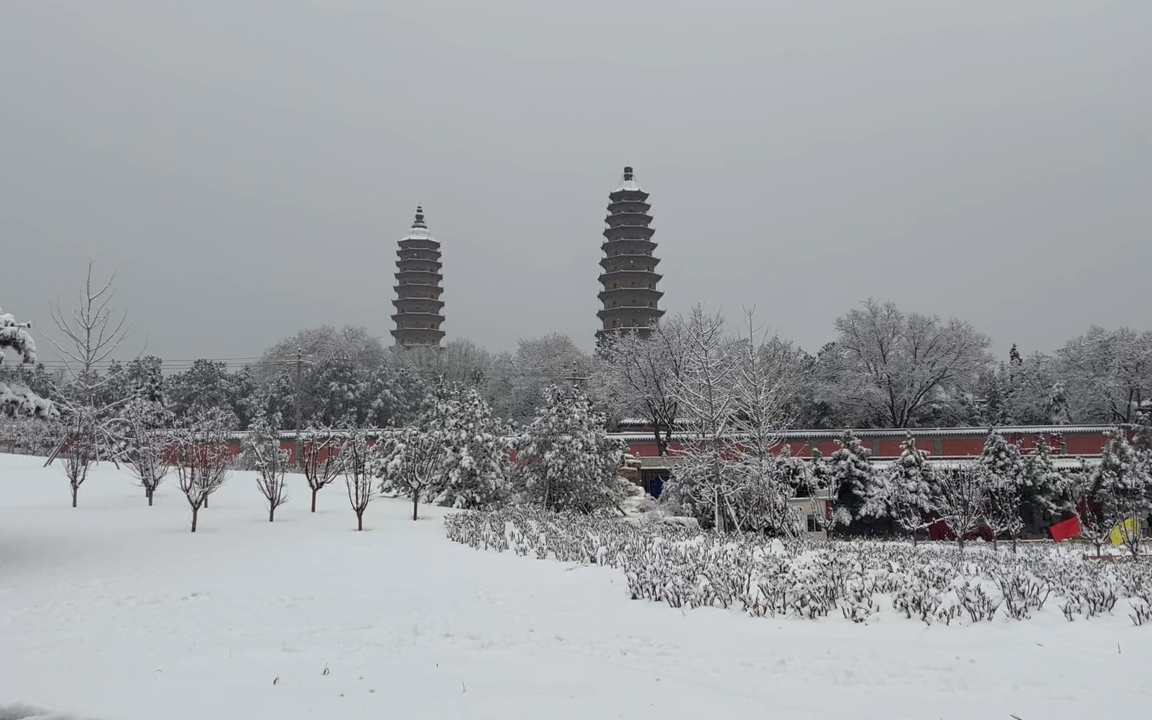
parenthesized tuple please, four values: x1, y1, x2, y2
(20, 354, 330, 372)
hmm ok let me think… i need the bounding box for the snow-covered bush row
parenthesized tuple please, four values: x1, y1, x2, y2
(0, 416, 64, 456)
(445, 508, 1152, 626)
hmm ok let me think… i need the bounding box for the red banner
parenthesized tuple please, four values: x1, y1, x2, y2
(1050, 516, 1082, 543)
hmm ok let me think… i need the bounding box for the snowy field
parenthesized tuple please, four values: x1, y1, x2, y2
(1, 453, 1150, 720)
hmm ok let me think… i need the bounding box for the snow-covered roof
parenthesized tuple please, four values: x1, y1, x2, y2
(612, 422, 1115, 438)
(400, 206, 436, 242)
(612, 166, 644, 193)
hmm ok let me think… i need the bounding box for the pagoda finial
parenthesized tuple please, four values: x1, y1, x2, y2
(623, 166, 634, 181)
(412, 205, 427, 229)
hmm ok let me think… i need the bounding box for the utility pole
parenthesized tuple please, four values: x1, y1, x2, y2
(563, 361, 588, 397)
(294, 347, 303, 468)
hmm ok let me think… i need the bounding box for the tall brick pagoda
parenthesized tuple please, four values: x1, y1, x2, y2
(596, 166, 664, 342)
(391, 206, 445, 347)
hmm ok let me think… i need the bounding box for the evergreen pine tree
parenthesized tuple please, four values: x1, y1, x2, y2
(0, 306, 54, 418)
(863, 433, 935, 542)
(825, 431, 874, 532)
(513, 384, 626, 513)
(1089, 429, 1152, 556)
(421, 383, 511, 509)
(980, 430, 1026, 551)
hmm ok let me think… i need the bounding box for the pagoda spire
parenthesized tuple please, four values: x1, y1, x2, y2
(596, 166, 664, 343)
(391, 205, 445, 347)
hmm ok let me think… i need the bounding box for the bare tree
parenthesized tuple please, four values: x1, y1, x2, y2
(983, 471, 1025, 553)
(61, 420, 95, 508)
(829, 299, 992, 428)
(726, 309, 800, 536)
(42, 264, 137, 480)
(669, 307, 740, 531)
(377, 427, 446, 521)
(930, 464, 989, 549)
(594, 317, 686, 456)
(47, 263, 132, 405)
(246, 419, 291, 522)
(170, 410, 235, 533)
(341, 428, 375, 531)
(301, 425, 344, 512)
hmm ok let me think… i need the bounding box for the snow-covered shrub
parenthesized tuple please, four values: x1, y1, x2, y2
(0, 306, 55, 419)
(446, 509, 1152, 626)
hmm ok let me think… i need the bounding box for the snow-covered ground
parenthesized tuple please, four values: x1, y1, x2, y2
(1, 453, 1149, 720)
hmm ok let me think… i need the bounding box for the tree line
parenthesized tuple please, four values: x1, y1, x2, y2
(3, 266, 1151, 546)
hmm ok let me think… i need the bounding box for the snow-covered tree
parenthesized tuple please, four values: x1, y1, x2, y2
(593, 317, 687, 456)
(726, 310, 801, 537)
(486, 334, 592, 425)
(42, 264, 144, 502)
(60, 418, 96, 509)
(667, 307, 740, 530)
(513, 384, 625, 513)
(826, 299, 993, 427)
(863, 434, 935, 543)
(300, 424, 344, 512)
(824, 431, 875, 533)
(980, 431, 1026, 551)
(375, 427, 446, 521)
(1021, 433, 1066, 519)
(1, 305, 55, 419)
(420, 384, 511, 509)
(1088, 429, 1152, 556)
(47, 263, 133, 407)
(254, 325, 387, 384)
(245, 414, 291, 522)
(170, 409, 235, 532)
(166, 360, 248, 426)
(1056, 326, 1152, 424)
(930, 464, 989, 549)
(119, 398, 172, 506)
(402, 338, 494, 389)
(341, 427, 375, 531)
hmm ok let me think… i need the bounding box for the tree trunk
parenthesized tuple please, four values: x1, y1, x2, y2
(1011, 535, 1018, 554)
(356, 511, 364, 532)
(269, 506, 275, 522)
(992, 535, 998, 552)
(311, 488, 318, 513)
(203, 494, 209, 509)
(412, 493, 419, 522)
(71, 485, 78, 508)
(191, 507, 199, 533)
(147, 487, 154, 507)
(655, 423, 669, 458)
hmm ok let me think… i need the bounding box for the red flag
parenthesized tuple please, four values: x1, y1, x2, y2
(1050, 516, 1082, 543)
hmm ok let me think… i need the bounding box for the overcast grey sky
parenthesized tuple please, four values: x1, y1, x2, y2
(3, 0, 1150, 367)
